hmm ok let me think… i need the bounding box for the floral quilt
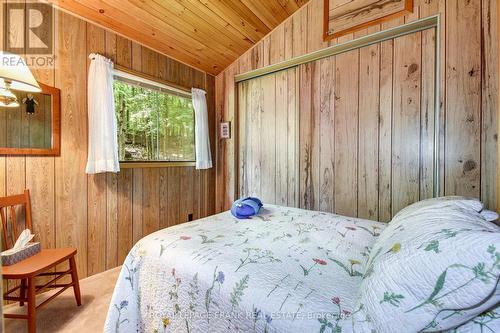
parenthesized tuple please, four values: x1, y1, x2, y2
(103, 205, 386, 333)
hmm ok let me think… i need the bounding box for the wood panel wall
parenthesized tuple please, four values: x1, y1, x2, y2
(238, 68, 299, 208)
(0, 2, 216, 279)
(238, 29, 436, 222)
(216, 0, 499, 217)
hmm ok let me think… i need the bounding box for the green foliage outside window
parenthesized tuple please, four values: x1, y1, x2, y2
(113, 80, 195, 162)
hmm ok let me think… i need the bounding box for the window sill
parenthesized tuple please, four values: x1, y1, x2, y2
(119, 161, 196, 169)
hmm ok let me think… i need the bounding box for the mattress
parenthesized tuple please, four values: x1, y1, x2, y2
(104, 205, 386, 333)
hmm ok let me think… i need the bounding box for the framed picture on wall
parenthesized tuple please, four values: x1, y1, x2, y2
(324, 0, 414, 41)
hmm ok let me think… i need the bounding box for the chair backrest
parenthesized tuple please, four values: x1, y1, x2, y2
(0, 190, 32, 250)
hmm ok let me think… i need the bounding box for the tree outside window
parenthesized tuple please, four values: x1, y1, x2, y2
(113, 79, 195, 162)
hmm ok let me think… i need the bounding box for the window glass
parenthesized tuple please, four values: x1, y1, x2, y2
(113, 78, 195, 162)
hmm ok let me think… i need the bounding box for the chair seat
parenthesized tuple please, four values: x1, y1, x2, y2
(2, 248, 77, 279)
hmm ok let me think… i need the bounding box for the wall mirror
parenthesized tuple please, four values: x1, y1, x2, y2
(0, 83, 60, 156)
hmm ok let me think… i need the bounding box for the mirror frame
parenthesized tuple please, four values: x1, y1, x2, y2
(0, 82, 61, 156)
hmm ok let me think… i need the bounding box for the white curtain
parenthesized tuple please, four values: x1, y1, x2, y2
(86, 53, 120, 174)
(192, 88, 212, 169)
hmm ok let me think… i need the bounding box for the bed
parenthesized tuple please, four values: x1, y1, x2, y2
(104, 205, 383, 332)
(104, 201, 500, 333)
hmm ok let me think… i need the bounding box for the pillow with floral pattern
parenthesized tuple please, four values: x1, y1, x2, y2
(447, 304, 500, 332)
(356, 203, 500, 332)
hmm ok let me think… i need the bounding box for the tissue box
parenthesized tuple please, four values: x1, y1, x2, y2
(1, 242, 41, 266)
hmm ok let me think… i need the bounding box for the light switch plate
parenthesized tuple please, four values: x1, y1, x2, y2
(220, 122, 231, 139)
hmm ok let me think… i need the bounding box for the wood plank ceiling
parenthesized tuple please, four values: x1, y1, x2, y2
(48, 0, 309, 75)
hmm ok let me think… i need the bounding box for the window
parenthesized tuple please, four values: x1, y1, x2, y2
(113, 72, 195, 163)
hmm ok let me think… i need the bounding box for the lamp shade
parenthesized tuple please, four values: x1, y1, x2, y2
(0, 52, 41, 92)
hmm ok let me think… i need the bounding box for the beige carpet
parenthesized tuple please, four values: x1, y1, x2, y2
(4, 267, 121, 333)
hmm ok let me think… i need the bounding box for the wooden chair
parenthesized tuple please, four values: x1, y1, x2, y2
(1, 190, 81, 333)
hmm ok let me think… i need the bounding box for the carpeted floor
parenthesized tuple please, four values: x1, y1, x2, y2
(4, 266, 121, 333)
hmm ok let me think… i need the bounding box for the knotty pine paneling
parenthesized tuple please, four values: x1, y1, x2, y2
(0, 3, 216, 279)
(238, 33, 432, 221)
(446, 0, 482, 197)
(217, 0, 499, 218)
(392, 28, 423, 215)
(86, 22, 106, 276)
(357, 26, 380, 220)
(333, 46, 358, 217)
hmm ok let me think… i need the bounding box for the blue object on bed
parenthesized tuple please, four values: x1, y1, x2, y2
(230, 197, 263, 219)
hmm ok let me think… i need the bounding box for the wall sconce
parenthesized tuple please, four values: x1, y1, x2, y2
(0, 52, 41, 108)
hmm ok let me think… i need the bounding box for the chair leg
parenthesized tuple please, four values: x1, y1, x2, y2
(69, 256, 82, 306)
(27, 277, 36, 333)
(20, 279, 26, 306)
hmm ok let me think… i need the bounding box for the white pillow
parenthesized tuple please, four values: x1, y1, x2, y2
(480, 209, 499, 222)
(392, 196, 484, 221)
(357, 204, 500, 332)
(448, 304, 500, 332)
